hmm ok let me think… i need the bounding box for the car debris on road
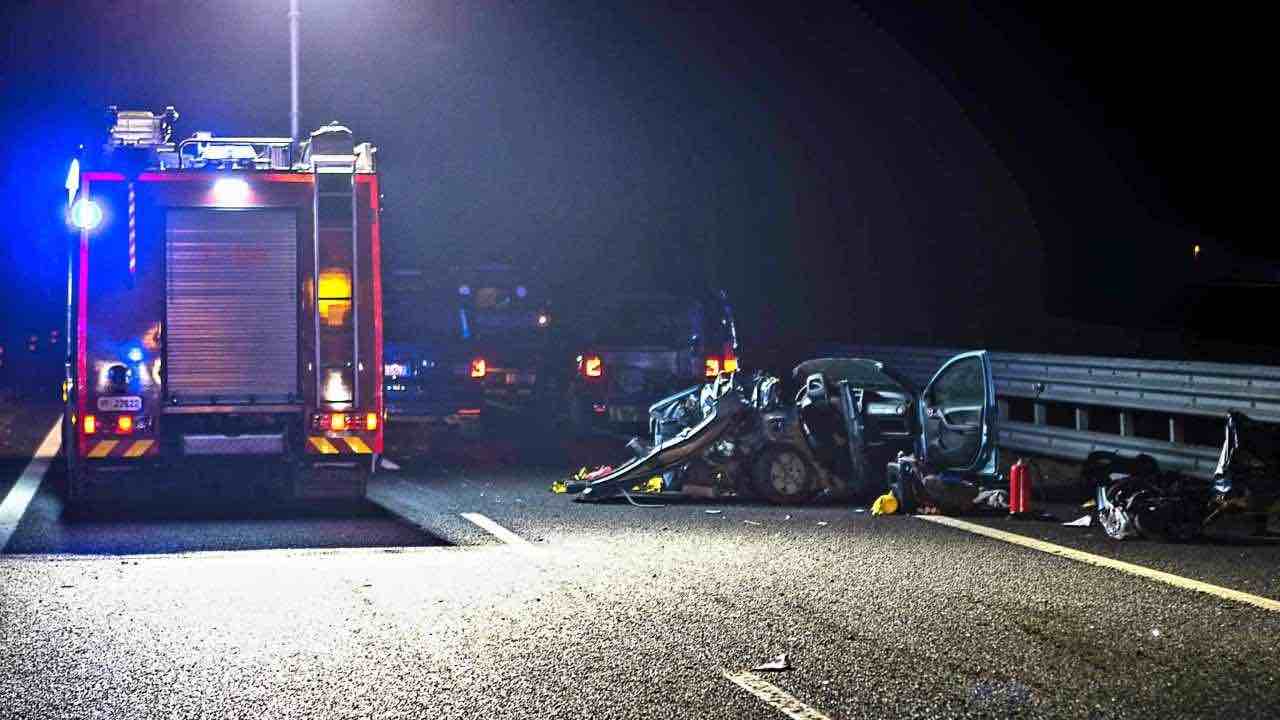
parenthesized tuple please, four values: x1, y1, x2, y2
(1087, 412, 1280, 541)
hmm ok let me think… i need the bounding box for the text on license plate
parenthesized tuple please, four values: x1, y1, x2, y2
(97, 395, 143, 412)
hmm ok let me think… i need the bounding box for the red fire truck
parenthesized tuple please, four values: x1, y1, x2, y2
(62, 108, 383, 502)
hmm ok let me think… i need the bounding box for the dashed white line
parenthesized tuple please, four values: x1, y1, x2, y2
(722, 670, 833, 720)
(0, 418, 63, 553)
(919, 514, 1280, 613)
(460, 512, 532, 546)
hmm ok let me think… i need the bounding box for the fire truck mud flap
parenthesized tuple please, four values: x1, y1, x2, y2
(293, 462, 370, 501)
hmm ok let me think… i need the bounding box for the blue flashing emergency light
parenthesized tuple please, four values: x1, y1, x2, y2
(69, 199, 103, 230)
(127, 348, 144, 363)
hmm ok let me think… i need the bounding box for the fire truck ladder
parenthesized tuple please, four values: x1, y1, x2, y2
(310, 124, 359, 408)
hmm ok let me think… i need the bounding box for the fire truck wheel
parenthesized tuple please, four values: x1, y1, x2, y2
(752, 446, 818, 504)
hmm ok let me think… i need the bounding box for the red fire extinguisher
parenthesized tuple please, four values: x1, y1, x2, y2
(1009, 458, 1032, 514)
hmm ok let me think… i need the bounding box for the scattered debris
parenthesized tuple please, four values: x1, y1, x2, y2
(1151, 628, 1161, 638)
(974, 488, 1009, 511)
(1063, 515, 1092, 527)
(705, 509, 723, 515)
(816, 521, 829, 526)
(744, 520, 761, 525)
(753, 654, 792, 672)
(1087, 412, 1280, 541)
(378, 457, 401, 471)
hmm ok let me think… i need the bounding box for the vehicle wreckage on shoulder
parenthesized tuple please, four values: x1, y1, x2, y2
(1088, 411, 1280, 540)
(561, 350, 1003, 509)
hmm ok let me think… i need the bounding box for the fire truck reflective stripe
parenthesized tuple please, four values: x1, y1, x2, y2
(343, 437, 372, 454)
(127, 182, 136, 277)
(123, 439, 155, 458)
(87, 441, 119, 458)
(309, 437, 340, 454)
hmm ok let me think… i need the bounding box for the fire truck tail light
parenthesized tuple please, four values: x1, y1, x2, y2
(723, 353, 739, 373)
(116, 415, 134, 434)
(581, 354, 603, 378)
(470, 358, 487, 378)
(83, 415, 97, 435)
(330, 413, 348, 431)
(365, 412, 378, 431)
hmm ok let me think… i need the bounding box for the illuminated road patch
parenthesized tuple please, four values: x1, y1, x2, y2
(0, 419, 61, 552)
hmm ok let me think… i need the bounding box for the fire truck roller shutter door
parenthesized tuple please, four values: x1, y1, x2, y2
(166, 208, 299, 404)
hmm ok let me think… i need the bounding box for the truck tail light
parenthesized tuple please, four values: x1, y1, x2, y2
(116, 415, 134, 434)
(706, 353, 739, 377)
(313, 412, 379, 432)
(83, 415, 97, 435)
(580, 354, 603, 378)
(705, 357, 721, 377)
(470, 358, 487, 378)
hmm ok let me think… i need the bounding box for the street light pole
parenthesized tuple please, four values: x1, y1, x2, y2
(289, 0, 300, 145)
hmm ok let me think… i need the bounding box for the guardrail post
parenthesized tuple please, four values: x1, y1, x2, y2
(1119, 411, 1134, 437)
(1075, 407, 1089, 432)
(1033, 402, 1047, 426)
(1169, 417, 1184, 444)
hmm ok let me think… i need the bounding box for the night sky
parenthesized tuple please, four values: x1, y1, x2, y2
(1, 2, 1270, 359)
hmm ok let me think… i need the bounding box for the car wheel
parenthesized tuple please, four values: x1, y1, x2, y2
(752, 446, 818, 504)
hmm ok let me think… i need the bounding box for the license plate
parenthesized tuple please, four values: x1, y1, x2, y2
(97, 395, 142, 412)
(505, 372, 536, 385)
(609, 405, 643, 423)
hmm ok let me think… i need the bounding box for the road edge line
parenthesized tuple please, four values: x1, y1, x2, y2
(460, 512, 532, 546)
(0, 417, 63, 553)
(722, 670, 833, 720)
(918, 514, 1280, 613)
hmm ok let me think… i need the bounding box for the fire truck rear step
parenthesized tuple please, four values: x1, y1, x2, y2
(181, 434, 286, 455)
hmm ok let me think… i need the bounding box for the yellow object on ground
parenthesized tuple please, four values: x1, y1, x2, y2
(551, 480, 568, 494)
(630, 476, 664, 494)
(871, 492, 899, 516)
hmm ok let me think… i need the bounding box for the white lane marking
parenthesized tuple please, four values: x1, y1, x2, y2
(919, 514, 1280, 613)
(460, 512, 532, 546)
(722, 670, 833, 720)
(0, 418, 63, 553)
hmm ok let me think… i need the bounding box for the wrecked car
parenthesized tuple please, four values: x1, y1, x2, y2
(1089, 411, 1280, 540)
(566, 350, 998, 506)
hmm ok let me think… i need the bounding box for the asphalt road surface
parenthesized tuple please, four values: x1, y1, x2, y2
(2, 418, 1279, 719)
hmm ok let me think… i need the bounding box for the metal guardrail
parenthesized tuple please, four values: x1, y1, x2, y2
(827, 344, 1276, 479)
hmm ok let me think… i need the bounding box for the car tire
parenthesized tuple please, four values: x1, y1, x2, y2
(752, 446, 818, 504)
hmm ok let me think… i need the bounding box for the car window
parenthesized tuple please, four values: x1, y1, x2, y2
(930, 356, 984, 409)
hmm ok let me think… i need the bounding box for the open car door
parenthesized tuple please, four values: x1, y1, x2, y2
(918, 350, 998, 478)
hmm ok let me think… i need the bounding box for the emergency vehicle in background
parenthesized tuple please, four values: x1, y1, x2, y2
(63, 107, 383, 502)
